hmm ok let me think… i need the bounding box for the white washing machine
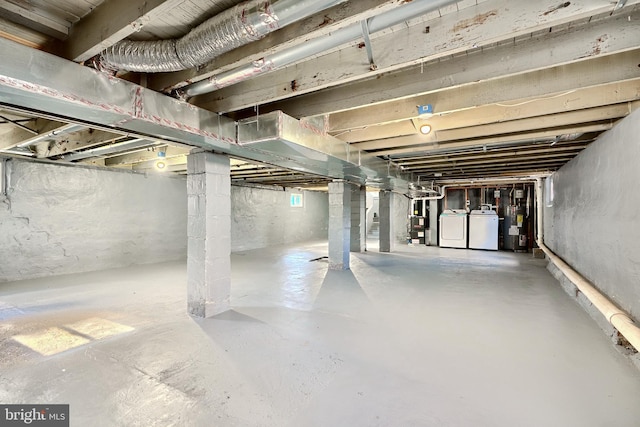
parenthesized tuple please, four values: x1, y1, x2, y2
(439, 209, 468, 249)
(468, 209, 499, 250)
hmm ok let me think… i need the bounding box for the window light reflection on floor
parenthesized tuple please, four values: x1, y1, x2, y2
(12, 317, 134, 356)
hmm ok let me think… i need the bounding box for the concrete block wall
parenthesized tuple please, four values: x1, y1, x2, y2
(230, 185, 328, 252)
(393, 192, 410, 244)
(543, 108, 640, 322)
(0, 159, 330, 283)
(350, 185, 365, 252)
(0, 158, 187, 282)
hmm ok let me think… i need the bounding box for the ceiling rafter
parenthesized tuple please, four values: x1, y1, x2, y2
(62, 0, 187, 62)
(148, 0, 417, 92)
(351, 104, 633, 151)
(397, 144, 589, 166)
(1, 0, 639, 185)
(328, 50, 640, 132)
(194, 1, 640, 114)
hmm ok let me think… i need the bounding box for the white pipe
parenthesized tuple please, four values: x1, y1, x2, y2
(536, 178, 544, 243)
(423, 185, 448, 200)
(538, 241, 640, 352)
(1, 148, 35, 157)
(62, 138, 158, 161)
(0, 123, 86, 151)
(421, 176, 544, 200)
(181, 0, 461, 98)
(16, 123, 85, 148)
(536, 177, 640, 351)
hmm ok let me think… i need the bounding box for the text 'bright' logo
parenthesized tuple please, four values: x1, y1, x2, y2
(4, 408, 47, 424)
(1, 405, 69, 426)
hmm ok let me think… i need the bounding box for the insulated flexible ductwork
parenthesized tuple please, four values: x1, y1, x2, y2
(98, 0, 346, 73)
(180, 0, 461, 98)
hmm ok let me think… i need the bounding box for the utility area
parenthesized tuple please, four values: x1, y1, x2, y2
(1, 0, 640, 426)
(411, 184, 536, 252)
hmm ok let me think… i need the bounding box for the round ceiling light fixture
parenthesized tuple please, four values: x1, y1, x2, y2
(419, 124, 432, 135)
(156, 160, 167, 170)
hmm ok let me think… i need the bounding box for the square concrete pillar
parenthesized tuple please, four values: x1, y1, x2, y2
(379, 190, 394, 253)
(328, 180, 351, 270)
(350, 184, 366, 252)
(187, 150, 231, 318)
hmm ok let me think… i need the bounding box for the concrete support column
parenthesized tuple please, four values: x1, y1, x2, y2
(328, 180, 351, 270)
(379, 190, 394, 252)
(187, 150, 231, 318)
(429, 199, 439, 246)
(350, 184, 366, 252)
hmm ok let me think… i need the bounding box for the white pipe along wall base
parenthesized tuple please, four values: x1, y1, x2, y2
(538, 241, 640, 354)
(535, 179, 640, 355)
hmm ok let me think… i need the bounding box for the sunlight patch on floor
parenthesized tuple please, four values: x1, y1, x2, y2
(12, 318, 134, 356)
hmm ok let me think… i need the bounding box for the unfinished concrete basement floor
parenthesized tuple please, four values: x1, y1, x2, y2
(2, 242, 640, 426)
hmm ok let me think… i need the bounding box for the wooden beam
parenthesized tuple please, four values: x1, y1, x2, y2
(285, 8, 640, 121)
(335, 91, 639, 143)
(328, 50, 640, 132)
(351, 104, 633, 151)
(404, 153, 578, 171)
(421, 166, 563, 180)
(148, 0, 413, 92)
(0, 16, 51, 49)
(62, 0, 186, 62)
(36, 129, 129, 158)
(105, 145, 191, 165)
(375, 123, 614, 157)
(129, 154, 188, 171)
(194, 1, 640, 114)
(0, 0, 69, 40)
(418, 159, 570, 174)
(398, 144, 588, 166)
(0, 119, 66, 150)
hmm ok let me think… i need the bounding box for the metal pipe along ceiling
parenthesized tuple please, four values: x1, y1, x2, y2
(180, 0, 461, 98)
(62, 138, 158, 162)
(98, 0, 347, 73)
(16, 123, 86, 149)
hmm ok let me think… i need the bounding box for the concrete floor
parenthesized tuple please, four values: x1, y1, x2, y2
(1, 242, 640, 426)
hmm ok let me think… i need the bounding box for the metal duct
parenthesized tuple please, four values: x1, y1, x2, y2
(99, 0, 346, 73)
(237, 111, 410, 190)
(0, 38, 412, 190)
(180, 0, 460, 98)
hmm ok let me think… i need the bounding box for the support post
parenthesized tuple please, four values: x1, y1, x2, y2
(379, 190, 394, 252)
(187, 150, 231, 318)
(350, 184, 366, 252)
(328, 180, 351, 270)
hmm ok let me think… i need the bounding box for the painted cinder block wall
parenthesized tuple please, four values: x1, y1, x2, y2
(0, 159, 329, 282)
(543, 108, 640, 322)
(393, 192, 411, 244)
(230, 185, 328, 252)
(0, 159, 188, 282)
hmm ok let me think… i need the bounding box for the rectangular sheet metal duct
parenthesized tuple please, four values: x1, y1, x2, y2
(0, 38, 409, 190)
(238, 111, 409, 189)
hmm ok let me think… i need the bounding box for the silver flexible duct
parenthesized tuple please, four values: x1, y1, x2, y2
(99, 0, 346, 73)
(180, 0, 461, 98)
